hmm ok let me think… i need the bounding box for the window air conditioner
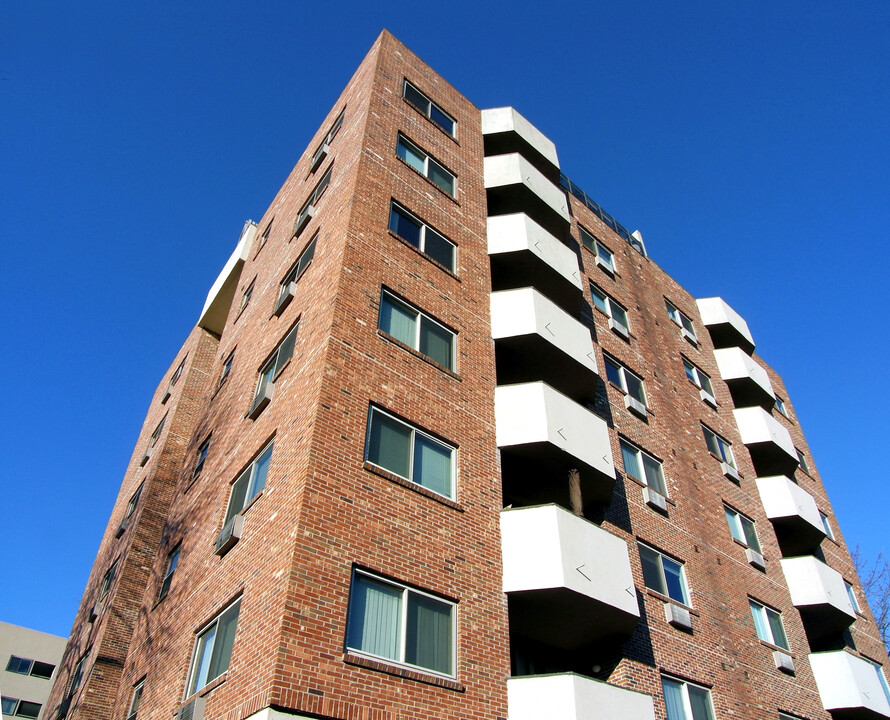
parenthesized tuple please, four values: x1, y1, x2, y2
(310, 143, 330, 173)
(140, 447, 153, 467)
(700, 389, 718, 408)
(624, 395, 647, 418)
(608, 318, 629, 339)
(720, 462, 739, 482)
(664, 603, 692, 631)
(115, 516, 129, 539)
(274, 282, 297, 316)
(642, 487, 668, 513)
(745, 548, 766, 571)
(294, 205, 316, 236)
(773, 651, 795, 674)
(177, 696, 206, 720)
(247, 384, 274, 420)
(214, 515, 245, 557)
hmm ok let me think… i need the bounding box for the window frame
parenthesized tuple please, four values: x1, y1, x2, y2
(141, 414, 167, 465)
(239, 277, 255, 312)
(295, 165, 333, 234)
(185, 597, 242, 698)
(604, 355, 647, 408)
(579, 226, 615, 273)
(620, 440, 668, 496)
(749, 598, 790, 651)
(3, 699, 41, 719)
(222, 441, 274, 527)
(724, 505, 762, 554)
(6, 656, 33, 675)
(775, 395, 790, 418)
(193, 437, 210, 477)
(345, 568, 457, 678)
(796, 448, 810, 474)
(819, 511, 835, 540)
(665, 299, 698, 343)
(388, 201, 456, 272)
(67, 653, 88, 699)
(249, 324, 299, 416)
(403, 80, 456, 137)
(127, 679, 144, 720)
(365, 406, 456, 500)
(378, 290, 456, 371)
(702, 425, 736, 470)
(639, 543, 691, 606)
(395, 134, 455, 197)
(310, 109, 344, 171)
(275, 232, 318, 314)
(158, 544, 180, 601)
(683, 357, 716, 405)
(661, 675, 715, 720)
(590, 283, 630, 336)
(98, 560, 117, 601)
(218, 349, 235, 390)
(845, 580, 861, 613)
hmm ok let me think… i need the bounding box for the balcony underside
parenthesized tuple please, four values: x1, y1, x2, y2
(495, 337, 597, 404)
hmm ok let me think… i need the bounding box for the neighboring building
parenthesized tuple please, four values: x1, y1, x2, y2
(1, 622, 67, 720)
(46, 29, 890, 720)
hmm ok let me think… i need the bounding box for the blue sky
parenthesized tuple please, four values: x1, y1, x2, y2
(3, 2, 889, 638)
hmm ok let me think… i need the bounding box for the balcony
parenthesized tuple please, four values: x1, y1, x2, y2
(487, 213, 583, 314)
(696, 297, 755, 354)
(481, 106, 561, 182)
(810, 651, 890, 719)
(781, 556, 856, 636)
(733, 406, 799, 476)
(713, 347, 775, 409)
(495, 382, 615, 507)
(507, 674, 656, 720)
(198, 220, 257, 335)
(485, 153, 571, 238)
(491, 288, 598, 403)
(756, 475, 826, 555)
(501, 505, 638, 648)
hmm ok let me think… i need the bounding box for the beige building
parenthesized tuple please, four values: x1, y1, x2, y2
(1, 622, 66, 720)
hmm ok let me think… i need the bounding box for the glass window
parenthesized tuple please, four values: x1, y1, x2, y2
(819, 511, 834, 540)
(6, 656, 32, 674)
(604, 356, 646, 406)
(68, 654, 87, 698)
(579, 226, 615, 272)
(29, 661, 55, 679)
(620, 440, 667, 495)
(591, 284, 629, 333)
(724, 506, 762, 553)
(98, 561, 117, 601)
(186, 598, 241, 696)
(346, 571, 455, 676)
(388, 202, 456, 271)
(223, 442, 274, 526)
(193, 438, 210, 477)
(639, 544, 690, 605)
(1, 698, 16, 715)
(239, 278, 255, 312)
(867, 660, 890, 707)
(775, 395, 789, 418)
(259, 219, 273, 248)
(276, 233, 318, 312)
(749, 600, 789, 650)
(845, 581, 860, 613)
(796, 449, 810, 474)
(295, 166, 333, 233)
(666, 300, 697, 341)
(218, 350, 235, 390)
(159, 545, 180, 601)
(396, 135, 455, 196)
(403, 80, 455, 136)
(702, 426, 736, 469)
(683, 359, 715, 398)
(250, 324, 299, 414)
(142, 415, 167, 464)
(127, 679, 144, 720)
(14, 701, 41, 719)
(662, 676, 715, 720)
(310, 110, 344, 170)
(366, 408, 455, 499)
(378, 291, 455, 371)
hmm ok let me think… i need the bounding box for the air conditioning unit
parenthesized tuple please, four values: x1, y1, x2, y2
(664, 603, 692, 631)
(294, 204, 316, 236)
(700, 389, 718, 408)
(310, 143, 330, 173)
(745, 548, 766, 571)
(608, 318, 629, 339)
(161, 387, 172, 404)
(274, 282, 298, 316)
(625, 395, 647, 418)
(177, 696, 206, 720)
(114, 516, 129, 538)
(89, 602, 101, 622)
(773, 651, 795, 674)
(247, 384, 274, 420)
(720, 461, 739, 482)
(214, 514, 245, 556)
(595, 255, 614, 274)
(681, 327, 698, 344)
(643, 487, 668, 513)
(139, 447, 153, 467)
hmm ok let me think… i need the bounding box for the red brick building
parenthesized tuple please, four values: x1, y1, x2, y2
(45, 30, 889, 720)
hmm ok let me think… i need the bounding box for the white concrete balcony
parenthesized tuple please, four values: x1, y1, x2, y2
(781, 556, 856, 635)
(198, 220, 256, 335)
(481, 106, 561, 181)
(492, 288, 598, 403)
(485, 153, 571, 238)
(714, 347, 775, 409)
(696, 297, 755, 354)
(487, 213, 583, 314)
(507, 674, 656, 720)
(756, 475, 826, 555)
(810, 651, 890, 719)
(733, 406, 799, 476)
(495, 382, 615, 506)
(501, 505, 638, 648)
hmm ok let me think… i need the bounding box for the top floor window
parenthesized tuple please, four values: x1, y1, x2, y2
(403, 80, 455, 136)
(389, 201, 456, 272)
(396, 134, 455, 196)
(666, 300, 697, 343)
(579, 226, 615, 273)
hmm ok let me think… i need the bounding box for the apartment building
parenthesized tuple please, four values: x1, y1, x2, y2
(1, 622, 67, 720)
(45, 30, 890, 720)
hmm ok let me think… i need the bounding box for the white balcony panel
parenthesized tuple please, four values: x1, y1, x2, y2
(508, 674, 656, 720)
(810, 651, 890, 719)
(198, 221, 257, 335)
(696, 296, 756, 353)
(733, 406, 798, 474)
(484, 154, 571, 223)
(756, 475, 825, 554)
(481, 107, 561, 170)
(714, 347, 775, 407)
(781, 556, 856, 627)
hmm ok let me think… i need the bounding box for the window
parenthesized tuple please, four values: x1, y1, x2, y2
(683, 358, 716, 405)
(98, 561, 117, 601)
(378, 291, 455, 370)
(259, 219, 273, 249)
(620, 440, 667, 496)
(396, 134, 455, 196)
(193, 438, 210, 477)
(141, 415, 166, 465)
(366, 407, 454, 499)
(310, 110, 344, 171)
(845, 581, 860, 613)
(1, 698, 16, 715)
(116, 482, 143, 537)
(1, 699, 42, 719)
(724, 506, 762, 553)
(579, 226, 615, 273)
(604, 355, 647, 414)
(389, 201, 456, 271)
(591, 284, 630, 337)
(662, 676, 715, 720)
(796, 449, 810, 474)
(866, 659, 890, 707)
(239, 278, 255, 312)
(222, 442, 273, 528)
(820, 511, 835, 540)
(702, 426, 736, 469)
(749, 599, 790, 650)
(5, 656, 54, 679)
(275, 233, 317, 314)
(295, 166, 333, 234)
(249, 324, 298, 417)
(218, 350, 235, 390)
(346, 570, 455, 677)
(186, 598, 241, 696)
(403, 80, 455, 136)
(666, 300, 698, 342)
(68, 653, 87, 698)
(775, 395, 790, 418)
(159, 545, 180, 601)
(127, 679, 144, 720)
(639, 544, 690, 605)
(162, 358, 186, 403)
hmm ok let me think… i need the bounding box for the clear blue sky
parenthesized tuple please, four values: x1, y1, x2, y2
(3, 2, 889, 638)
